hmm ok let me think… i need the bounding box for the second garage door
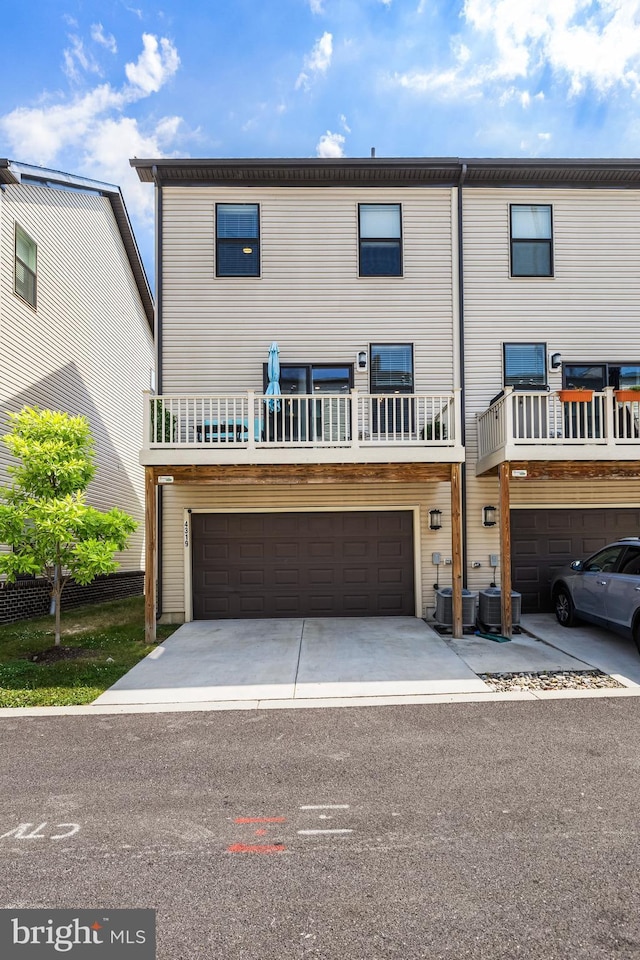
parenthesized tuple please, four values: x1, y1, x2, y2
(191, 510, 415, 619)
(512, 507, 640, 613)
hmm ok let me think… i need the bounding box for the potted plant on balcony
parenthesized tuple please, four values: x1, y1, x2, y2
(614, 385, 640, 402)
(558, 385, 594, 402)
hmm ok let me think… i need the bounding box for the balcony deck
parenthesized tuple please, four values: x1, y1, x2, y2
(141, 390, 463, 466)
(476, 387, 640, 475)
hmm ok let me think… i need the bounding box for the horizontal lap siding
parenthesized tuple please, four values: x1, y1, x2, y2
(161, 186, 456, 396)
(160, 483, 455, 620)
(463, 188, 640, 592)
(0, 186, 154, 571)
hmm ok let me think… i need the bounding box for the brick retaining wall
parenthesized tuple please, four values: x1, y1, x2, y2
(0, 571, 144, 624)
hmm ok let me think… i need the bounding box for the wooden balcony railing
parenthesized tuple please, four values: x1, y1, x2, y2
(477, 387, 640, 461)
(143, 390, 459, 451)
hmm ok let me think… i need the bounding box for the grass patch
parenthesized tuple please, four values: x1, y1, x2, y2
(0, 596, 177, 707)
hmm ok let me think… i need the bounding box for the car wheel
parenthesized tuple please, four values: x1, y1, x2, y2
(554, 586, 577, 627)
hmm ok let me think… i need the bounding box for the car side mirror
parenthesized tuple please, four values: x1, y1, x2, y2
(570, 560, 583, 571)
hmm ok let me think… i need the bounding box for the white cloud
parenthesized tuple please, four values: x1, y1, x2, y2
(463, 0, 640, 94)
(0, 85, 126, 165)
(296, 31, 333, 89)
(393, 66, 484, 98)
(125, 33, 180, 95)
(63, 35, 102, 82)
(394, 1, 640, 105)
(309, 0, 324, 12)
(340, 113, 351, 133)
(316, 130, 345, 157)
(91, 23, 117, 54)
(0, 33, 183, 225)
(80, 115, 177, 226)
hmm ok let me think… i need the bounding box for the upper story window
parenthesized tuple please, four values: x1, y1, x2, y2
(504, 342, 547, 388)
(359, 204, 402, 277)
(370, 344, 414, 392)
(510, 204, 553, 277)
(216, 203, 260, 277)
(15, 224, 37, 307)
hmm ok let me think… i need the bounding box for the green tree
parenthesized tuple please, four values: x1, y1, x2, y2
(0, 407, 137, 645)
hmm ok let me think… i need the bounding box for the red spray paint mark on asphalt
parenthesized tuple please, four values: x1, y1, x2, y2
(234, 817, 286, 824)
(227, 843, 286, 854)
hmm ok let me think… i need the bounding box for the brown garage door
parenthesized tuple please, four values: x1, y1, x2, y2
(512, 507, 640, 613)
(191, 510, 415, 619)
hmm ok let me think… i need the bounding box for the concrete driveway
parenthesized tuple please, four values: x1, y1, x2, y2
(95, 617, 488, 705)
(93, 614, 640, 708)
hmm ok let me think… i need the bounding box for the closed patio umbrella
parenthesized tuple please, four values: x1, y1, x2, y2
(265, 341, 281, 412)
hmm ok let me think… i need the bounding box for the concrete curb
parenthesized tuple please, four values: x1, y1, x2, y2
(1, 683, 640, 717)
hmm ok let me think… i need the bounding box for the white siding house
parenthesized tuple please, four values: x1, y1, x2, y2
(0, 160, 154, 621)
(133, 159, 466, 640)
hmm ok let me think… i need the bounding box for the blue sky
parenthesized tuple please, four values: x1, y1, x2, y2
(2, 0, 640, 278)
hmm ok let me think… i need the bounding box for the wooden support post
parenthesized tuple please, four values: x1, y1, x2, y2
(144, 466, 157, 644)
(451, 462, 463, 639)
(499, 462, 512, 639)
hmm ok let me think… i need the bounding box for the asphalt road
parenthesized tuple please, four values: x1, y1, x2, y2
(1, 699, 639, 959)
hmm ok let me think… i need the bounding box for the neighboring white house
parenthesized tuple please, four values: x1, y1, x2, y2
(0, 159, 154, 622)
(463, 161, 640, 617)
(131, 157, 640, 642)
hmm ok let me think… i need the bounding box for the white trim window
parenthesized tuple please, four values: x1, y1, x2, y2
(15, 224, 37, 307)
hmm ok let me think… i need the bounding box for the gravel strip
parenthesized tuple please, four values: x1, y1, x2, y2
(479, 670, 624, 692)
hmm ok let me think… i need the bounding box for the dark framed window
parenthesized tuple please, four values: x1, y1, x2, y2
(370, 344, 414, 433)
(503, 342, 547, 388)
(15, 224, 37, 307)
(562, 362, 640, 391)
(216, 203, 259, 277)
(359, 204, 402, 277)
(262, 363, 353, 395)
(370, 343, 413, 392)
(261, 363, 353, 442)
(510, 204, 553, 277)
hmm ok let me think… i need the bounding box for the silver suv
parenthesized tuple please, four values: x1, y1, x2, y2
(552, 538, 640, 651)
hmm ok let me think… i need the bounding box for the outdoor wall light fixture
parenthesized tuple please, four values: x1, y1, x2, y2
(429, 508, 443, 531)
(357, 350, 368, 371)
(482, 505, 497, 527)
(550, 351, 562, 370)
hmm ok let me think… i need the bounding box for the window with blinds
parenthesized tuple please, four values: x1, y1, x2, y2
(503, 342, 547, 387)
(216, 203, 260, 277)
(359, 204, 402, 277)
(15, 224, 37, 307)
(370, 344, 414, 392)
(510, 204, 553, 277)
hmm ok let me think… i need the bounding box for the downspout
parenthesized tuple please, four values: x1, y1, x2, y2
(152, 165, 163, 620)
(457, 163, 468, 587)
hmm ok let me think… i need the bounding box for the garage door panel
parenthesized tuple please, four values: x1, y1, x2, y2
(191, 511, 414, 619)
(343, 568, 367, 583)
(546, 539, 572, 557)
(342, 541, 368, 559)
(308, 541, 335, 559)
